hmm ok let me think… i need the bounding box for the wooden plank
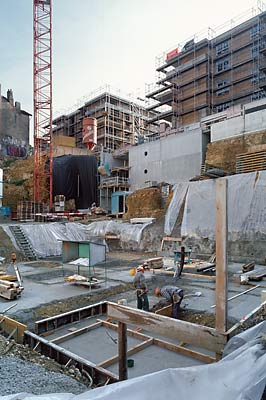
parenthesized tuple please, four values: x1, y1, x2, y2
(107, 303, 226, 353)
(51, 321, 103, 344)
(98, 319, 151, 341)
(155, 304, 172, 317)
(151, 269, 216, 281)
(0, 315, 27, 343)
(118, 322, 127, 381)
(35, 301, 107, 335)
(98, 338, 154, 368)
(226, 300, 266, 338)
(0, 275, 17, 281)
(215, 178, 228, 333)
(196, 262, 216, 272)
(153, 338, 216, 364)
(24, 330, 119, 384)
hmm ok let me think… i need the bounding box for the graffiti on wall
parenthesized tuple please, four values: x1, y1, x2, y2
(0, 135, 29, 158)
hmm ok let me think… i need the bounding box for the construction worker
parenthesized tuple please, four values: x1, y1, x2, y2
(133, 265, 149, 311)
(155, 286, 184, 319)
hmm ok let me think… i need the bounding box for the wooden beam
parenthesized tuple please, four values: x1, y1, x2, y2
(151, 269, 215, 281)
(107, 303, 226, 353)
(118, 322, 127, 381)
(0, 315, 27, 344)
(24, 330, 119, 384)
(226, 300, 266, 338)
(51, 321, 102, 344)
(155, 304, 172, 317)
(98, 319, 152, 341)
(215, 178, 228, 333)
(98, 338, 154, 368)
(153, 338, 216, 364)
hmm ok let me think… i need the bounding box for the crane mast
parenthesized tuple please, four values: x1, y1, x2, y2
(33, 0, 53, 209)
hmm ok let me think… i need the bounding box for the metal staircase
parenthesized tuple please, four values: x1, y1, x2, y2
(9, 225, 37, 261)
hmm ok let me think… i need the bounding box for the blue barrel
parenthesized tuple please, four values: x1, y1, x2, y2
(1, 206, 11, 216)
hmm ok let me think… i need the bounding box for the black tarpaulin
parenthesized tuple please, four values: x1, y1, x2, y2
(52, 155, 97, 209)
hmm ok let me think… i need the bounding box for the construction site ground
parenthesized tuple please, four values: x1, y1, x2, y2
(0, 252, 264, 325)
(0, 247, 265, 390)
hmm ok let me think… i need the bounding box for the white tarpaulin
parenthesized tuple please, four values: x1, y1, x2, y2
(85, 220, 151, 249)
(164, 182, 188, 236)
(4, 222, 88, 258)
(0, 322, 265, 400)
(181, 171, 266, 239)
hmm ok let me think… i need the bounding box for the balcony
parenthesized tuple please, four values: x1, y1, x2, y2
(99, 177, 130, 189)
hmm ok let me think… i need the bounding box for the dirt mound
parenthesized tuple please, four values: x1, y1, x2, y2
(125, 187, 164, 219)
(3, 157, 34, 210)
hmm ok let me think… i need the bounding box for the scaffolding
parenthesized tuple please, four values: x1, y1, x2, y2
(146, 3, 266, 134)
(52, 85, 156, 152)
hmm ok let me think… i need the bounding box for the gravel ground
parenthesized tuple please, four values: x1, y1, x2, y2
(0, 357, 88, 396)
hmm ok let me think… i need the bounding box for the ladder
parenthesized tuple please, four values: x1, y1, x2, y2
(9, 226, 37, 261)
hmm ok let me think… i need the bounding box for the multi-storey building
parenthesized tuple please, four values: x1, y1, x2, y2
(0, 85, 30, 157)
(146, 9, 266, 129)
(52, 87, 157, 212)
(52, 88, 155, 151)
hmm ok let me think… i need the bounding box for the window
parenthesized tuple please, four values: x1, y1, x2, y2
(251, 76, 260, 83)
(216, 40, 229, 55)
(216, 88, 230, 96)
(216, 59, 229, 72)
(216, 102, 231, 112)
(251, 25, 259, 38)
(252, 45, 259, 57)
(251, 91, 266, 101)
(217, 80, 230, 88)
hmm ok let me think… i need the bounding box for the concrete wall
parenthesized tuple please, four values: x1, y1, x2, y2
(129, 126, 202, 190)
(0, 99, 29, 142)
(211, 100, 266, 142)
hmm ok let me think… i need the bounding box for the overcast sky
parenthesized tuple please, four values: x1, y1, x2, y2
(0, 0, 263, 117)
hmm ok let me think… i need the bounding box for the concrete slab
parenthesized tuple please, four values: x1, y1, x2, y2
(107, 344, 204, 379)
(59, 326, 141, 365)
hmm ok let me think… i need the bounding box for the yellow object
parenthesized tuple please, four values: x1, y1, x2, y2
(129, 268, 136, 276)
(53, 135, 76, 148)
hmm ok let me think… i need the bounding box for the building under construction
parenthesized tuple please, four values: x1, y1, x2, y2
(52, 87, 157, 212)
(52, 87, 157, 151)
(146, 8, 266, 129)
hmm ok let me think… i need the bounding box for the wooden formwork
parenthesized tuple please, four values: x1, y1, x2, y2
(0, 315, 27, 344)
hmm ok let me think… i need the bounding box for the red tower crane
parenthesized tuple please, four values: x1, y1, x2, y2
(33, 0, 53, 209)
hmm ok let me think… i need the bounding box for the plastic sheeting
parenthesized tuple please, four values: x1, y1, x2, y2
(53, 155, 98, 209)
(21, 222, 88, 257)
(181, 171, 266, 239)
(85, 220, 150, 249)
(164, 182, 188, 236)
(5, 220, 150, 258)
(1, 322, 265, 400)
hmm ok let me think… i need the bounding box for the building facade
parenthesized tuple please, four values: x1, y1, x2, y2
(52, 89, 156, 151)
(0, 85, 30, 157)
(52, 88, 157, 212)
(146, 10, 266, 129)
